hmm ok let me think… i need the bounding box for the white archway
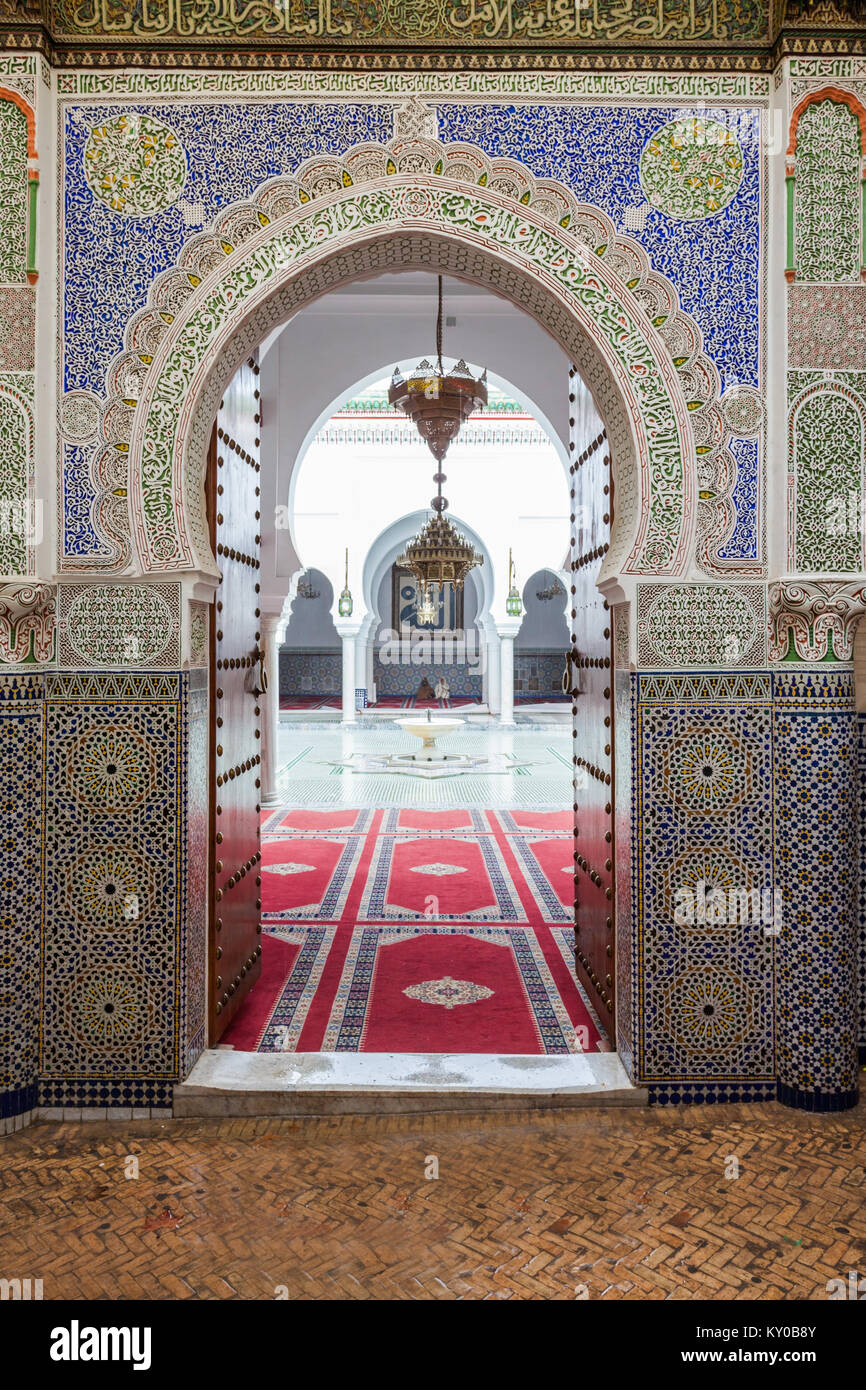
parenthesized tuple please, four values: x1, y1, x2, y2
(359, 510, 493, 707)
(288, 376, 566, 624)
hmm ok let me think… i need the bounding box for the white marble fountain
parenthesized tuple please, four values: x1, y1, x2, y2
(326, 709, 533, 779)
(379, 711, 479, 779)
(395, 711, 466, 763)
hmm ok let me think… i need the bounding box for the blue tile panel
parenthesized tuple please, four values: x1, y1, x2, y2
(437, 103, 761, 390)
(773, 670, 858, 1110)
(62, 101, 394, 397)
(633, 671, 775, 1092)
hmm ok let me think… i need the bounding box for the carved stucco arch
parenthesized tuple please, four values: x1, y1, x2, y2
(787, 377, 866, 576)
(788, 86, 866, 156)
(86, 137, 740, 588)
(0, 87, 37, 158)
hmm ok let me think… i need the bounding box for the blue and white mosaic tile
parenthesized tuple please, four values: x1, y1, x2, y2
(62, 101, 394, 395)
(633, 672, 775, 1088)
(437, 103, 762, 388)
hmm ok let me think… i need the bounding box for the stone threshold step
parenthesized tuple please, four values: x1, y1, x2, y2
(174, 1050, 647, 1117)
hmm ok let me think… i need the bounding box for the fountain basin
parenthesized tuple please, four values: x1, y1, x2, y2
(395, 715, 465, 761)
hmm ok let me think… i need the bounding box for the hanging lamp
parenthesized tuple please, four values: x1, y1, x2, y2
(337, 548, 353, 618)
(388, 276, 488, 462)
(506, 548, 523, 618)
(394, 277, 484, 624)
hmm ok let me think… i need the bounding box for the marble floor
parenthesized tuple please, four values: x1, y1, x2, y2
(273, 716, 573, 809)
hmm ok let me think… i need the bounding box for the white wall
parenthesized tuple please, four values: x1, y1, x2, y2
(281, 569, 338, 647)
(291, 428, 568, 627)
(517, 570, 570, 649)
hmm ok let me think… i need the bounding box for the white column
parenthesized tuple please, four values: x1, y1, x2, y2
(260, 615, 282, 806)
(337, 624, 361, 725)
(485, 621, 501, 714)
(353, 629, 366, 711)
(366, 639, 376, 705)
(496, 621, 522, 726)
(500, 635, 515, 725)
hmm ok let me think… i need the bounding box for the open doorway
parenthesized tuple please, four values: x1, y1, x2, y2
(202, 273, 618, 1084)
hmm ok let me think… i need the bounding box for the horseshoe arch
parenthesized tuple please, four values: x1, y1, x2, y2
(92, 138, 721, 589)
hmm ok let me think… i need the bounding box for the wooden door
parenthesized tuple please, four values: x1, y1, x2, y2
(207, 356, 264, 1041)
(569, 366, 616, 1029)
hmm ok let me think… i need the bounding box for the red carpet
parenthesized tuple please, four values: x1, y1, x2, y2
(223, 808, 605, 1056)
(370, 696, 482, 709)
(279, 696, 340, 710)
(271, 807, 373, 835)
(515, 694, 570, 703)
(322, 929, 572, 1053)
(278, 695, 482, 710)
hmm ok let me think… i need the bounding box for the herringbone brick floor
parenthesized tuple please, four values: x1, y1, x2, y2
(1, 1101, 864, 1300)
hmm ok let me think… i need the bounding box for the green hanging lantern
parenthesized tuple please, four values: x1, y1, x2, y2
(338, 547, 353, 618)
(506, 548, 522, 618)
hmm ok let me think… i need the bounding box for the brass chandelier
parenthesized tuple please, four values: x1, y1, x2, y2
(393, 277, 484, 625)
(388, 277, 488, 463)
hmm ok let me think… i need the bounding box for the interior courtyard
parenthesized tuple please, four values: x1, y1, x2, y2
(199, 280, 625, 1090)
(1, 0, 866, 1329)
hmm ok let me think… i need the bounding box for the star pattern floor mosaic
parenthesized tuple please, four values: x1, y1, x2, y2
(224, 804, 605, 1058)
(273, 722, 574, 809)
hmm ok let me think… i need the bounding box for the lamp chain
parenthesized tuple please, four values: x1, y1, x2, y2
(436, 274, 444, 375)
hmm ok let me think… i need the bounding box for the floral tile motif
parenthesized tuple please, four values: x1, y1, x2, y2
(0, 373, 36, 578)
(188, 601, 208, 669)
(793, 96, 861, 285)
(787, 376, 866, 574)
(0, 288, 35, 371)
(0, 96, 29, 286)
(57, 582, 182, 668)
(83, 112, 187, 217)
(637, 583, 766, 668)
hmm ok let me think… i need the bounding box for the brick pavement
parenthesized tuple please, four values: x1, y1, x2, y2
(1, 1101, 864, 1300)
